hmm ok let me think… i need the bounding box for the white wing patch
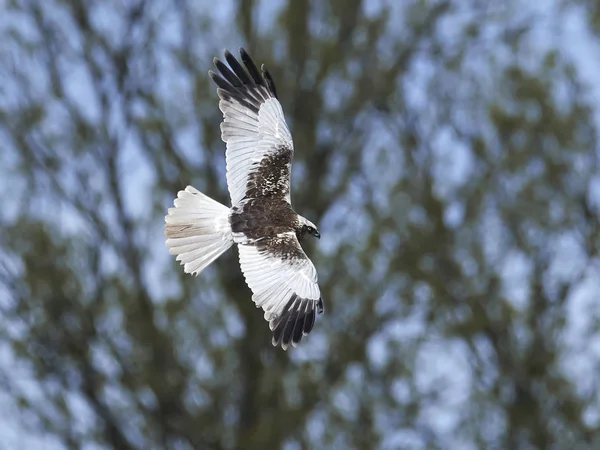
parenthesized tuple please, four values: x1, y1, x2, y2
(237, 232, 322, 349)
(220, 97, 293, 206)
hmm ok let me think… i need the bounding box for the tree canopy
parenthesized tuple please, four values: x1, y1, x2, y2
(1, 1, 599, 449)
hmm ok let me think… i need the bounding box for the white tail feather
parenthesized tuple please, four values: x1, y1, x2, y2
(165, 186, 233, 275)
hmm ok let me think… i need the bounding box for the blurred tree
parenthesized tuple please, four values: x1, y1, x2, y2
(0, 0, 599, 449)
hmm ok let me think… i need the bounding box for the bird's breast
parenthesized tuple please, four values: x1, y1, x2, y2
(229, 198, 296, 241)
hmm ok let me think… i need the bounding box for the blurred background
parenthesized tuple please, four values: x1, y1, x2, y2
(1, 0, 599, 449)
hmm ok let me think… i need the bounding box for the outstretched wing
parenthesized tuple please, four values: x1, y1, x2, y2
(209, 48, 294, 207)
(238, 232, 323, 350)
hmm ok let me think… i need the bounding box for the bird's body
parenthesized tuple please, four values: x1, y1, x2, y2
(230, 198, 297, 241)
(165, 48, 323, 349)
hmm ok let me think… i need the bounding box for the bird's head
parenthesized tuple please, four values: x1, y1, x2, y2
(297, 216, 320, 240)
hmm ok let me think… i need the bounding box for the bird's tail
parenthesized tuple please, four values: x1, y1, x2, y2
(165, 186, 233, 275)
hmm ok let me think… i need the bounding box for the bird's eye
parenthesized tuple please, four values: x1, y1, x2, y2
(306, 226, 313, 232)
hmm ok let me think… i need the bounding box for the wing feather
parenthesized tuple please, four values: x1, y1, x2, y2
(237, 232, 323, 349)
(239, 48, 264, 85)
(210, 48, 294, 206)
(224, 50, 254, 85)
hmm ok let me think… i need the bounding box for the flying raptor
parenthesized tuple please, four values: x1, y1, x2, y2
(165, 48, 323, 350)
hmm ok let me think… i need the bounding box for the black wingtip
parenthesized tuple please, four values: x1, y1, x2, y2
(261, 64, 279, 99)
(209, 48, 279, 108)
(317, 298, 324, 314)
(239, 48, 251, 67)
(239, 48, 262, 85)
(270, 295, 323, 350)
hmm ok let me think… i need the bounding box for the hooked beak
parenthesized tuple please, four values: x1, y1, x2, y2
(315, 230, 321, 239)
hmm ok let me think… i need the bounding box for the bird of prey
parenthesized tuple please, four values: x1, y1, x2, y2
(165, 48, 323, 350)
